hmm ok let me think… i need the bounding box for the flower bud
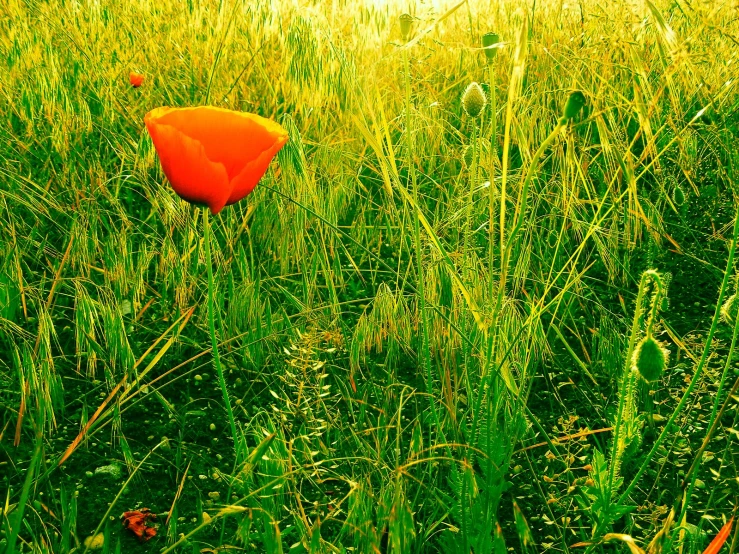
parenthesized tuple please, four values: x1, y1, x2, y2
(400, 14, 414, 42)
(562, 90, 586, 122)
(462, 82, 487, 118)
(482, 33, 499, 62)
(633, 334, 668, 383)
(672, 184, 685, 206)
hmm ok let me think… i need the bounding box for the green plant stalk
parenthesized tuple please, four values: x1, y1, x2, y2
(403, 46, 440, 433)
(482, 57, 498, 442)
(502, 120, 566, 273)
(204, 209, 238, 445)
(607, 270, 660, 498)
(5, 430, 42, 554)
(682, 372, 739, 495)
(464, 121, 479, 278)
(492, 120, 565, 350)
(487, 60, 497, 300)
(462, 121, 479, 411)
(485, 119, 566, 412)
(618, 201, 739, 506)
(680, 268, 739, 526)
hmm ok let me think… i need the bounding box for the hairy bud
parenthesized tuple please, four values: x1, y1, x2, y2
(633, 334, 668, 383)
(462, 82, 487, 118)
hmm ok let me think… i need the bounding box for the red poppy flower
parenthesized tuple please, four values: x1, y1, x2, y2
(144, 106, 288, 214)
(129, 72, 145, 88)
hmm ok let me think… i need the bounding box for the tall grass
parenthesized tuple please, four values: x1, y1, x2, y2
(1, 0, 738, 552)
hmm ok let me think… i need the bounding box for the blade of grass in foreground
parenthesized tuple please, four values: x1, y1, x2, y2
(5, 431, 43, 554)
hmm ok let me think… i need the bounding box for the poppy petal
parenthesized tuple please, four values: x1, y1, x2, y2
(147, 107, 286, 181)
(145, 112, 231, 214)
(228, 132, 288, 204)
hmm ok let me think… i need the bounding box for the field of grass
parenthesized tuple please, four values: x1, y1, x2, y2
(1, 0, 739, 552)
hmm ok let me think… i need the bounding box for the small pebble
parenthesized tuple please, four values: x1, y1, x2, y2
(83, 533, 105, 551)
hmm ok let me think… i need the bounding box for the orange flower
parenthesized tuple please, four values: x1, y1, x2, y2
(129, 72, 145, 88)
(145, 106, 288, 214)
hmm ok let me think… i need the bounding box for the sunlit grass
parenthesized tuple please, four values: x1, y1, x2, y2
(1, 0, 738, 552)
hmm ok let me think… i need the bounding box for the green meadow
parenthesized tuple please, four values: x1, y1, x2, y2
(1, 0, 739, 551)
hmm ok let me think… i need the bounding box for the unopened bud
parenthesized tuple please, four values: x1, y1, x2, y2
(400, 14, 414, 42)
(672, 184, 685, 206)
(462, 82, 487, 118)
(633, 334, 668, 383)
(562, 90, 586, 122)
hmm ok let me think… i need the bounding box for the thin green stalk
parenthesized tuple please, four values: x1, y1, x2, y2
(680, 246, 739, 526)
(462, 121, 479, 406)
(5, 430, 42, 554)
(492, 117, 565, 356)
(680, 318, 739, 532)
(488, 61, 497, 296)
(618, 200, 739, 505)
(403, 46, 439, 433)
(204, 209, 238, 445)
(464, 122, 479, 275)
(501, 121, 566, 275)
(483, 57, 498, 423)
(487, 119, 565, 408)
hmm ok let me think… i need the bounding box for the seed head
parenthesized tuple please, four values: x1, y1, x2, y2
(400, 14, 414, 42)
(463, 82, 487, 119)
(561, 90, 586, 122)
(482, 33, 499, 62)
(633, 334, 668, 383)
(721, 293, 738, 324)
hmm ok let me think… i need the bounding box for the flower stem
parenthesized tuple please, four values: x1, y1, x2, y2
(403, 46, 441, 435)
(204, 208, 238, 445)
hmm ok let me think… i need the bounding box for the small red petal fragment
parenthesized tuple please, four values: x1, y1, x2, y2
(121, 509, 158, 542)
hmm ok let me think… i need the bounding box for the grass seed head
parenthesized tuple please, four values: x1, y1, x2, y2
(482, 32, 499, 62)
(400, 14, 414, 42)
(633, 334, 668, 383)
(721, 293, 738, 324)
(463, 82, 487, 119)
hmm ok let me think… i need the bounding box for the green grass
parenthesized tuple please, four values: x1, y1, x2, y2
(1, 0, 739, 552)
